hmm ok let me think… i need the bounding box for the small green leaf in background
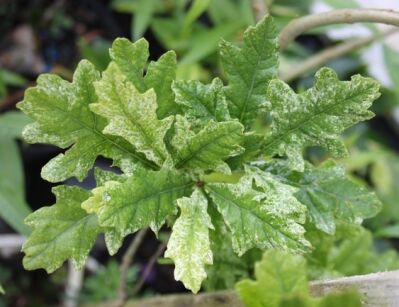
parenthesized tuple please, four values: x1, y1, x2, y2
(181, 21, 243, 65)
(0, 68, 27, 100)
(0, 285, 4, 295)
(236, 250, 362, 307)
(383, 44, 399, 101)
(131, 0, 158, 40)
(0, 139, 31, 235)
(0, 111, 32, 235)
(78, 38, 111, 71)
(0, 69, 27, 87)
(181, 0, 211, 36)
(305, 226, 399, 280)
(0, 111, 32, 138)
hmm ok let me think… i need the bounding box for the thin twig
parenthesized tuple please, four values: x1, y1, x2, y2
(131, 239, 168, 296)
(63, 261, 84, 307)
(115, 228, 149, 306)
(252, 0, 268, 22)
(279, 8, 399, 50)
(280, 27, 399, 82)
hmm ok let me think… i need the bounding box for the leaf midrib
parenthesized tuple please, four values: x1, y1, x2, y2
(39, 98, 158, 170)
(101, 181, 194, 225)
(175, 124, 241, 169)
(207, 185, 303, 248)
(263, 89, 370, 152)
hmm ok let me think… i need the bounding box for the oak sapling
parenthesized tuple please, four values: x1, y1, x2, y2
(18, 15, 381, 293)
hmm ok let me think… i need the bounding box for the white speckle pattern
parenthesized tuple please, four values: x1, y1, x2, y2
(165, 189, 213, 293)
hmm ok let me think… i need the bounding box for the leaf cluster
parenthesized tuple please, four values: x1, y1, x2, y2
(18, 16, 383, 293)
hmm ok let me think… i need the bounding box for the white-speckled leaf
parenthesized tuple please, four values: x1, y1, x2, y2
(82, 167, 193, 237)
(165, 189, 213, 293)
(205, 207, 251, 290)
(172, 115, 244, 173)
(22, 186, 101, 272)
(172, 78, 230, 122)
(266, 160, 382, 235)
(110, 38, 179, 118)
(92, 168, 127, 255)
(264, 67, 380, 171)
(17, 60, 152, 182)
(227, 133, 266, 169)
(206, 171, 309, 255)
(220, 15, 278, 128)
(91, 63, 173, 166)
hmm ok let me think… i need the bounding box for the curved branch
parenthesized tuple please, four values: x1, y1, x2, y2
(115, 228, 149, 307)
(279, 8, 399, 50)
(280, 27, 399, 82)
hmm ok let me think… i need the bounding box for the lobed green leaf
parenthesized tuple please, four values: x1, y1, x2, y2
(264, 67, 380, 171)
(221, 15, 278, 128)
(22, 186, 101, 272)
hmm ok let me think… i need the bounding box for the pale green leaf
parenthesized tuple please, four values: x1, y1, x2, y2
(206, 172, 309, 256)
(236, 249, 363, 307)
(236, 250, 308, 307)
(109, 38, 148, 92)
(328, 229, 399, 276)
(18, 60, 153, 182)
(82, 167, 193, 237)
(110, 38, 179, 118)
(220, 15, 278, 127)
(91, 62, 173, 166)
(172, 116, 244, 173)
(318, 291, 362, 307)
(22, 186, 101, 272)
(264, 67, 380, 171)
(165, 189, 213, 293)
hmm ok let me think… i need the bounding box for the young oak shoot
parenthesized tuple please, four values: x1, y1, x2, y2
(18, 15, 381, 293)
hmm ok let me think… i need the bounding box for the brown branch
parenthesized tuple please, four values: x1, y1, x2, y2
(280, 27, 399, 82)
(252, 0, 268, 22)
(131, 239, 168, 296)
(114, 228, 149, 307)
(279, 8, 399, 50)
